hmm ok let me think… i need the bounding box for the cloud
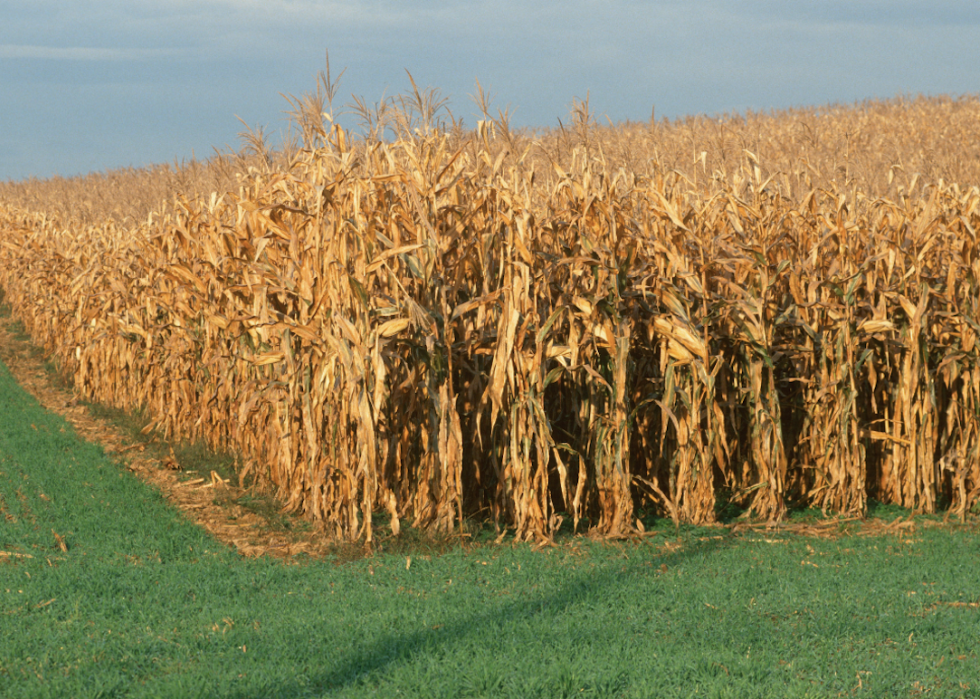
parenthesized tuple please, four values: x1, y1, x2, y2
(0, 45, 183, 61)
(709, 0, 980, 28)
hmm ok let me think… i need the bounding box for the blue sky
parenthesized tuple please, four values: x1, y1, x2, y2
(1, 0, 978, 182)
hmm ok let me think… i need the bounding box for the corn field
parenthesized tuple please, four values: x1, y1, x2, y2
(2, 91, 980, 541)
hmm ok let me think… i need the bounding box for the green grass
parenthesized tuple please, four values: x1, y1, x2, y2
(2, 355, 980, 698)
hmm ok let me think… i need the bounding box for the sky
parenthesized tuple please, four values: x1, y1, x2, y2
(1, 0, 978, 182)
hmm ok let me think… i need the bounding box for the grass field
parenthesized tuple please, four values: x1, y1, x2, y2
(3, 348, 980, 698)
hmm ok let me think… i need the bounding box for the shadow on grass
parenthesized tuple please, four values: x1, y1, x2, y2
(228, 533, 738, 698)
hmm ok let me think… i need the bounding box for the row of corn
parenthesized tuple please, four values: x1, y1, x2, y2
(2, 107, 979, 541)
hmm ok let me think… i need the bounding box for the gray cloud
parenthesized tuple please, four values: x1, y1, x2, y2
(0, 45, 182, 60)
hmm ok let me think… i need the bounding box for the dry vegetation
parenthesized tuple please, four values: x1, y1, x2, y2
(2, 73, 980, 542)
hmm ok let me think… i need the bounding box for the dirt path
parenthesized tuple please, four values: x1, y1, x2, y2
(0, 313, 333, 560)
